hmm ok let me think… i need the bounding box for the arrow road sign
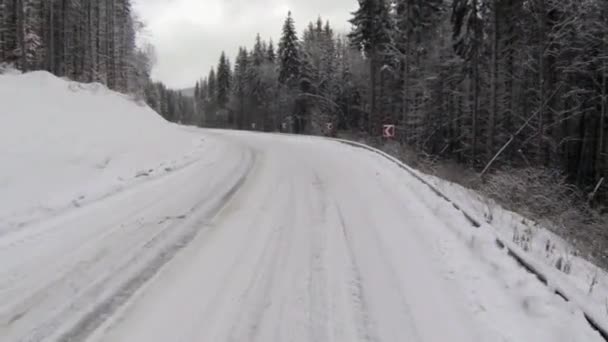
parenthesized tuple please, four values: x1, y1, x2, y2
(383, 124, 396, 138)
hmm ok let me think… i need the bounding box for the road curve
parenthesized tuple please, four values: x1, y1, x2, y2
(1, 130, 602, 342)
(93, 131, 603, 342)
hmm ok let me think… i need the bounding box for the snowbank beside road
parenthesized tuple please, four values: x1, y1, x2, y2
(338, 139, 608, 337)
(424, 174, 608, 333)
(0, 71, 205, 233)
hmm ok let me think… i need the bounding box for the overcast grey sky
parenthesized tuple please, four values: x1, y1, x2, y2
(132, 0, 357, 89)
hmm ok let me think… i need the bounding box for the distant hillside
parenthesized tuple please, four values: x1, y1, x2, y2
(179, 87, 195, 97)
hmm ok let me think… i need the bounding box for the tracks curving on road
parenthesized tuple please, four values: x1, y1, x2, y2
(1, 130, 603, 342)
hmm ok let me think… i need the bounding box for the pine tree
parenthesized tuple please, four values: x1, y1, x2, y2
(232, 47, 249, 129)
(252, 33, 264, 66)
(452, 0, 484, 165)
(267, 39, 276, 63)
(0, 0, 6, 62)
(207, 68, 216, 100)
(394, 0, 444, 140)
(205, 68, 218, 123)
(278, 11, 300, 86)
(349, 0, 393, 135)
(198, 77, 209, 103)
(22, 0, 43, 70)
(216, 51, 231, 110)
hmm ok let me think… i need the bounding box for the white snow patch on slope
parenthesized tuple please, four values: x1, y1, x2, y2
(0, 71, 205, 233)
(420, 169, 608, 333)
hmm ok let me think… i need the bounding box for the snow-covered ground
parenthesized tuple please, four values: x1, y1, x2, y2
(423, 172, 608, 334)
(89, 132, 602, 342)
(0, 71, 206, 235)
(0, 72, 605, 341)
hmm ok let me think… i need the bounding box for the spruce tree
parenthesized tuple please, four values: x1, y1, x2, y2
(207, 68, 217, 101)
(267, 39, 276, 63)
(348, 0, 392, 135)
(232, 47, 249, 129)
(452, 0, 484, 164)
(216, 51, 232, 110)
(206, 68, 217, 121)
(252, 33, 264, 66)
(348, 0, 392, 58)
(278, 11, 300, 86)
(394, 0, 444, 139)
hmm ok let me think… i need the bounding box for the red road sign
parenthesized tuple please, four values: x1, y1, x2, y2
(383, 124, 396, 138)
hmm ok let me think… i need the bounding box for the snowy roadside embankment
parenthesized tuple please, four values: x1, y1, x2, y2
(338, 138, 608, 338)
(0, 71, 206, 234)
(424, 174, 608, 334)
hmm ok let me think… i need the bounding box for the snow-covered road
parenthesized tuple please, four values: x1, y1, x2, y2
(1, 130, 603, 342)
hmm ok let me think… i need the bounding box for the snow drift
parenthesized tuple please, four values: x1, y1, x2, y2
(0, 71, 205, 233)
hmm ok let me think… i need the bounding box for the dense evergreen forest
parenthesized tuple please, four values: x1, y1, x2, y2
(192, 0, 607, 262)
(0, 0, 194, 122)
(195, 1, 607, 206)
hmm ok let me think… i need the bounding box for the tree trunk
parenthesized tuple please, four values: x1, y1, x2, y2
(17, 0, 26, 71)
(401, 0, 411, 144)
(537, 0, 546, 165)
(504, 0, 518, 164)
(472, 60, 479, 166)
(0, 0, 5, 62)
(488, 0, 499, 161)
(471, 0, 480, 167)
(597, 36, 607, 182)
(402, 51, 409, 140)
(47, 0, 55, 72)
(108, 0, 116, 89)
(369, 55, 377, 136)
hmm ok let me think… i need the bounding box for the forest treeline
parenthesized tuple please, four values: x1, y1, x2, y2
(0, 0, 193, 123)
(195, 0, 608, 207)
(1, 0, 606, 207)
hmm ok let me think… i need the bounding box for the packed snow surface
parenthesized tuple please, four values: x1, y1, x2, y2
(0, 72, 604, 341)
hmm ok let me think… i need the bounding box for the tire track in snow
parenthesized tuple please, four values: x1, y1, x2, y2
(0, 152, 211, 241)
(0, 196, 169, 329)
(0, 154, 223, 340)
(306, 172, 330, 342)
(334, 203, 377, 342)
(334, 191, 425, 342)
(50, 149, 256, 342)
(192, 184, 286, 338)
(0, 149, 227, 316)
(226, 179, 297, 342)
